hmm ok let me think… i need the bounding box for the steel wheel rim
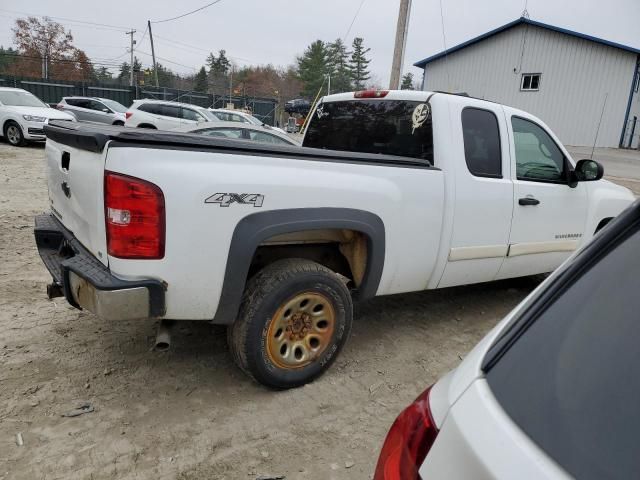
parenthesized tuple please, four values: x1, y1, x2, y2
(7, 126, 20, 144)
(266, 291, 336, 370)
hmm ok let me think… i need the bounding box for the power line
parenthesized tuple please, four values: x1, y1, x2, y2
(151, 0, 225, 24)
(342, 0, 366, 43)
(151, 35, 255, 64)
(135, 50, 197, 71)
(0, 8, 133, 32)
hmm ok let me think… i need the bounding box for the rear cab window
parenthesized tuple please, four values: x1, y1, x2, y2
(303, 99, 434, 163)
(485, 223, 640, 480)
(461, 108, 502, 177)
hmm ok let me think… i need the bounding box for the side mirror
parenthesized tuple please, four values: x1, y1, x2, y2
(102, 108, 110, 113)
(575, 159, 604, 182)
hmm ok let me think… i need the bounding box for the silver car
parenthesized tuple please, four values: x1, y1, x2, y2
(57, 97, 128, 125)
(172, 121, 300, 146)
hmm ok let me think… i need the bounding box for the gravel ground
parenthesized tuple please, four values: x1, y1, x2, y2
(0, 141, 633, 479)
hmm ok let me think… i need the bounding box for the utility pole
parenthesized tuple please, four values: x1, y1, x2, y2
(125, 29, 136, 87)
(389, 0, 412, 90)
(327, 74, 331, 95)
(148, 21, 159, 87)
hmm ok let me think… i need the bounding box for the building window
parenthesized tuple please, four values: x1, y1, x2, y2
(461, 108, 502, 178)
(634, 71, 639, 93)
(521, 73, 541, 91)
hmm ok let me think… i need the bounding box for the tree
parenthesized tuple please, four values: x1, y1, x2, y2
(0, 46, 17, 74)
(326, 38, 352, 93)
(401, 72, 415, 90)
(10, 16, 93, 80)
(348, 37, 371, 90)
(296, 40, 328, 98)
(193, 66, 208, 92)
(94, 66, 113, 83)
(118, 57, 142, 85)
(207, 49, 231, 94)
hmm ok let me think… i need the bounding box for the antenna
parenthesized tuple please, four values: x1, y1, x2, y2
(591, 92, 608, 159)
(438, 0, 452, 92)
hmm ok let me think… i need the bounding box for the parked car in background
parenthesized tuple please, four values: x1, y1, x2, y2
(171, 121, 300, 146)
(284, 98, 311, 115)
(209, 108, 286, 133)
(125, 100, 218, 130)
(57, 97, 128, 125)
(374, 198, 640, 480)
(0, 87, 75, 146)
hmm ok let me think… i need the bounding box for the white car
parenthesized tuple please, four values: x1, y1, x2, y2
(0, 87, 75, 146)
(171, 121, 300, 146)
(374, 198, 640, 480)
(35, 89, 633, 389)
(124, 100, 218, 130)
(57, 97, 128, 126)
(209, 108, 286, 133)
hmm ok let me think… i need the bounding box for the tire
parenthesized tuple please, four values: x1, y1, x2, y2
(228, 258, 353, 389)
(137, 123, 157, 129)
(4, 121, 25, 146)
(112, 121, 124, 126)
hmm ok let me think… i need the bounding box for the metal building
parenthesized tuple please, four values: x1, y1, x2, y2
(414, 17, 640, 148)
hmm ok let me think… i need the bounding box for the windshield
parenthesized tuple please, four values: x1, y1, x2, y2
(202, 110, 219, 122)
(245, 115, 263, 125)
(303, 99, 434, 163)
(0, 90, 48, 108)
(100, 99, 128, 113)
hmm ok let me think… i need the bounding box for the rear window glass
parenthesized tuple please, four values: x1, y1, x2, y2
(303, 100, 434, 163)
(462, 108, 502, 177)
(486, 226, 640, 480)
(138, 103, 160, 114)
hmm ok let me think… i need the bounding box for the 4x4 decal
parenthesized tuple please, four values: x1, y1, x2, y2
(205, 193, 264, 207)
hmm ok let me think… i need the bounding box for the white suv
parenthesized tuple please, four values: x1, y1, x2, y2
(125, 100, 218, 130)
(0, 87, 75, 146)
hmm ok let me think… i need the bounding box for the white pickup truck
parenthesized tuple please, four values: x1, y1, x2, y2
(35, 90, 634, 389)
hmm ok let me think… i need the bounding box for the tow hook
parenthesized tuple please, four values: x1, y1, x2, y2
(47, 282, 64, 299)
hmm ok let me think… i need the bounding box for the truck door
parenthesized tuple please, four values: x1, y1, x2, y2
(437, 100, 514, 288)
(496, 109, 588, 279)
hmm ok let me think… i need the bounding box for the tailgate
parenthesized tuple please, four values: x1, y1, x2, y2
(45, 138, 108, 266)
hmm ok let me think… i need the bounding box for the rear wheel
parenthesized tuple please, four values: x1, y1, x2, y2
(112, 121, 124, 126)
(228, 258, 353, 389)
(137, 123, 157, 129)
(4, 121, 25, 146)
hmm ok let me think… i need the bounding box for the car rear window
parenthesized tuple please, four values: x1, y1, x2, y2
(303, 99, 434, 163)
(486, 226, 640, 480)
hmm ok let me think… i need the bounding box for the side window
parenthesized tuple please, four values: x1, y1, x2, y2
(160, 105, 181, 118)
(512, 117, 565, 182)
(90, 100, 108, 112)
(196, 127, 243, 139)
(74, 99, 92, 109)
(65, 99, 80, 107)
(138, 103, 158, 114)
(248, 131, 290, 145)
(181, 108, 201, 121)
(461, 108, 502, 178)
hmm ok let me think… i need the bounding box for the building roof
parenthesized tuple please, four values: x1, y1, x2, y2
(414, 17, 640, 68)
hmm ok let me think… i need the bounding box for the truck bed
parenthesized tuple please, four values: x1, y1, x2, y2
(44, 120, 435, 169)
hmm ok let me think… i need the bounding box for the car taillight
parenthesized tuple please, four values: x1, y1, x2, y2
(374, 386, 438, 480)
(354, 90, 389, 98)
(105, 172, 165, 259)
(125, 111, 133, 119)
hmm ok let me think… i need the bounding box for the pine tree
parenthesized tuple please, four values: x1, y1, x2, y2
(326, 38, 352, 93)
(401, 72, 415, 90)
(296, 40, 328, 98)
(207, 50, 231, 94)
(348, 37, 371, 90)
(194, 66, 208, 92)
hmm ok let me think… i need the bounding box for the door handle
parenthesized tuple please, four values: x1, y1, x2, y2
(519, 197, 540, 206)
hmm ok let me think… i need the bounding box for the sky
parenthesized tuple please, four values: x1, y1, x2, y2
(0, 0, 638, 87)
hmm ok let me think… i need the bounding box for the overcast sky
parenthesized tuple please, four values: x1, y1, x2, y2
(1, 0, 638, 86)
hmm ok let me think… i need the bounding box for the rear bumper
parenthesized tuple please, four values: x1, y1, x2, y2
(34, 213, 166, 320)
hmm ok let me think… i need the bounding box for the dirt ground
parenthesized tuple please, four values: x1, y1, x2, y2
(0, 142, 635, 480)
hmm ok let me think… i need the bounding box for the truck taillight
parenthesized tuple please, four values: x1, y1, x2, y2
(125, 111, 133, 119)
(354, 90, 389, 98)
(105, 172, 165, 259)
(373, 386, 438, 480)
